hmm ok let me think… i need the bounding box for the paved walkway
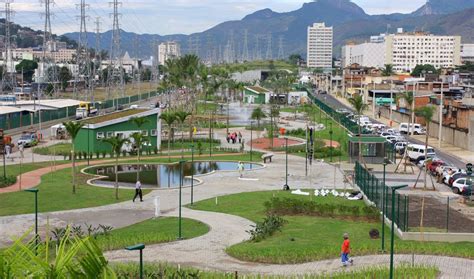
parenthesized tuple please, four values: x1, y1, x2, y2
(105, 208, 474, 278)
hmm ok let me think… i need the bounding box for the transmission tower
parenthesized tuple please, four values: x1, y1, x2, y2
(1, 0, 16, 95)
(75, 0, 91, 102)
(278, 35, 284, 60)
(254, 34, 261, 61)
(151, 39, 159, 87)
(242, 29, 249, 62)
(41, 0, 57, 98)
(107, 0, 124, 104)
(94, 17, 102, 89)
(132, 34, 141, 95)
(194, 36, 200, 57)
(265, 33, 272, 60)
(205, 34, 212, 64)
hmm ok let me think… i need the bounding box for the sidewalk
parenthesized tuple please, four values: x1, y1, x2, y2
(333, 95, 474, 164)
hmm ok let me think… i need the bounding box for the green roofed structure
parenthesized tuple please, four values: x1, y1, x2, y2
(243, 86, 272, 104)
(348, 135, 395, 164)
(73, 108, 161, 154)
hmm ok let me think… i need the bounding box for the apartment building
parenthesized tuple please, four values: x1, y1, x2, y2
(307, 22, 333, 69)
(461, 44, 474, 63)
(158, 41, 181, 65)
(342, 30, 462, 73)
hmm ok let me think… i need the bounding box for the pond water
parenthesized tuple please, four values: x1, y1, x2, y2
(85, 161, 260, 189)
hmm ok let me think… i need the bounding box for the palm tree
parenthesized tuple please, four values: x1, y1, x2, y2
(175, 110, 192, 158)
(63, 121, 84, 194)
(160, 111, 177, 161)
(382, 64, 394, 77)
(396, 91, 415, 135)
(0, 227, 115, 278)
(101, 135, 129, 199)
(130, 132, 149, 181)
(251, 106, 267, 128)
(130, 116, 150, 130)
(415, 105, 436, 190)
(348, 95, 369, 163)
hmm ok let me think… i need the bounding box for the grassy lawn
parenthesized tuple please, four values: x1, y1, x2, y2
(191, 191, 474, 264)
(0, 152, 260, 216)
(96, 217, 209, 251)
(33, 143, 72, 156)
(111, 262, 438, 278)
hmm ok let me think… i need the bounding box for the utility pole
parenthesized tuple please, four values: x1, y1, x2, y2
(152, 39, 159, 88)
(254, 34, 261, 61)
(242, 29, 249, 62)
(278, 35, 284, 60)
(265, 33, 272, 60)
(94, 17, 101, 90)
(107, 0, 124, 106)
(133, 35, 141, 96)
(1, 0, 16, 95)
(75, 0, 91, 102)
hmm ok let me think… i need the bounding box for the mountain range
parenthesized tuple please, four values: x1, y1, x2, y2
(61, 0, 474, 60)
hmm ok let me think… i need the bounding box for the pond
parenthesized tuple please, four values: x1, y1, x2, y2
(85, 161, 261, 189)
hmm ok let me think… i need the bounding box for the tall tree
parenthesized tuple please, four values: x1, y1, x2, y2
(59, 66, 72, 91)
(101, 136, 130, 199)
(15, 59, 38, 82)
(348, 95, 368, 163)
(411, 64, 437, 77)
(269, 105, 280, 149)
(414, 105, 436, 190)
(160, 111, 177, 162)
(396, 91, 415, 135)
(381, 64, 393, 77)
(130, 132, 149, 181)
(175, 110, 191, 158)
(63, 121, 84, 194)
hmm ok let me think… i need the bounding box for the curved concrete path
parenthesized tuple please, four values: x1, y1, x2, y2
(106, 207, 474, 278)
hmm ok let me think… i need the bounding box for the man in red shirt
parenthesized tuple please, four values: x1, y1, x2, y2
(341, 233, 353, 266)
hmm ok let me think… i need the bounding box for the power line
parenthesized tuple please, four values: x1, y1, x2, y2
(242, 29, 249, 62)
(107, 0, 124, 104)
(265, 33, 272, 60)
(74, 0, 91, 102)
(1, 0, 16, 94)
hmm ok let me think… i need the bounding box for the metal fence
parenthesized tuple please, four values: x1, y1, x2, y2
(355, 161, 474, 233)
(2, 90, 159, 131)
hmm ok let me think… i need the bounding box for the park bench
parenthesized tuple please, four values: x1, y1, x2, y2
(262, 153, 274, 163)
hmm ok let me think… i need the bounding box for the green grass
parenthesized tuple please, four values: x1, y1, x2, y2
(0, 153, 260, 216)
(33, 143, 72, 156)
(96, 217, 209, 251)
(111, 262, 438, 279)
(191, 191, 474, 264)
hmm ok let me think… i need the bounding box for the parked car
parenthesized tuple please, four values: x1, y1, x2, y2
(399, 123, 426, 135)
(448, 172, 467, 187)
(336, 108, 351, 115)
(406, 144, 436, 162)
(17, 132, 38, 148)
(452, 177, 473, 194)
(394, 142, 408, 153)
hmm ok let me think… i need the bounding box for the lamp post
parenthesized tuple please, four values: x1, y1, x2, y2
(87, 124, 90, 166)
(381, 157, 388, 252)
(305, 125, 308, 176)
(438, 82, 444, 148)
(329, 122, 333, 163)
(283, 136, 289, 190)
(250, 121, 254, 164)
(190, 145, 194, 205)
(25, 188, 39, 254)
(178, 160, 186, 239)
(125, 244, 145, 279)
(388, 184, 408, 279)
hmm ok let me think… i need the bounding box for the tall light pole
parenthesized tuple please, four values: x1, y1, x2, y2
(388, 184, 408, 279)
(283, 136, 289, 190)
(438, 82, 444, 148)
(381, 157, 388, 252)
(329, 122, 333, 163)
(190, 145, 194, 205)
(25, 188, 39, 254)
(125, 244, 145, 279)
(389, 79, 393, 127)
(178, 160, 186, 239)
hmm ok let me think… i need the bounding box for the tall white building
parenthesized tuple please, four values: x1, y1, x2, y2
(461, 44, 474, 63)
(341, 30, 461, 73)
(158, 41, 181, 65)
(307, 22, 333, 69)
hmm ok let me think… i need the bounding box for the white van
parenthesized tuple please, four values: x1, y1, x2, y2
(399, 123, 425, 135)
(406, 144, 436, 162)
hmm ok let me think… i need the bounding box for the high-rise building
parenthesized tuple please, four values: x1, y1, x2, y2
(158, 41, 181, 65)
(342, 29, 462, 73)
(307, 22, 333, 69)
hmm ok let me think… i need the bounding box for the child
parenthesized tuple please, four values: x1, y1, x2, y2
(341, 233, 353, 266)
(237, 161, 244, 178)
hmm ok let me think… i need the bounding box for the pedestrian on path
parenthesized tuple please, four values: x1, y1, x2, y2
(226, 133, 231, 144)
(341, 233, 353, 266)
(5, 144, 12, 161)
(378, 110, 382, 119)
(19, 143, 24, 159)
(133, 180, 143, 202)
(238, 132, 242, 144)
(237, 161, 244, 178)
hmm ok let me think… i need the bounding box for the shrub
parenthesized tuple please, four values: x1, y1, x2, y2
(246, 214, 287, 242)
(0, 175, 17, 188)
(96, 151, 100, 159)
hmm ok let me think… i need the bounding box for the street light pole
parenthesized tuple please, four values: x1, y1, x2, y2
(190, 145, 194, 205)
(438, 82, 444, 148)
(87, 124, 90, 166)
(25, 188, 39, 254)
(178, 160, 185, 239)
(381, 157, 388, 252)
(250, 121, 253, 163)
(329, 122, 333, 163)
(283, 136, 289, 190)
(388, 184, 408, 279)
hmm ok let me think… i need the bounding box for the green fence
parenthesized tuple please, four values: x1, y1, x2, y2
(355, 161, 409, 232)
(2, 90, 159, 131)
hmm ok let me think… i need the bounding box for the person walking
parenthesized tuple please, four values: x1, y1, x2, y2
(5, 144, 11, 161)
(341, 233, 353, 266)
(133, 180, 143, 202)
(237, 161, 244, 178)
(19, 143, 24, 159)
(238, 132, 242, 144)
(378, 109, 382, 119)
(226, 133, 231, 144)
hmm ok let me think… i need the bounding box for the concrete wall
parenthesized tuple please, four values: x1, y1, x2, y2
(380, 107, 472, 151)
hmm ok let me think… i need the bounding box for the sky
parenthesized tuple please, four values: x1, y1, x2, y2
(9, 0, 427, 35)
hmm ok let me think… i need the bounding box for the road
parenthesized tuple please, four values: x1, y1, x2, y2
(312, 93, 466, 169)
